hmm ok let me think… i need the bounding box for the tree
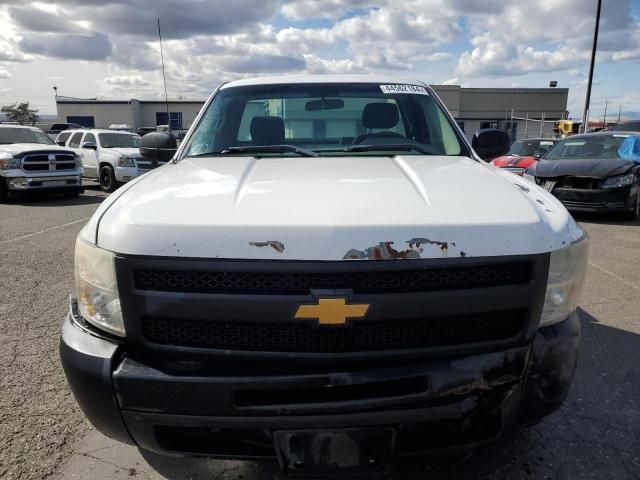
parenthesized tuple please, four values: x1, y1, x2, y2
(1, 102, 39, 125)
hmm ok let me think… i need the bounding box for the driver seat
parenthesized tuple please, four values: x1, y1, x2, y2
(354, 103, 402, 144)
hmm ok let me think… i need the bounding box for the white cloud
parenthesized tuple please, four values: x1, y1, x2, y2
(0, 68, 11, 79)
(104, 75, 150, 86)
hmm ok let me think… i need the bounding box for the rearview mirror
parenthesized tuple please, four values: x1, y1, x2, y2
(139, 132, 177, 162)
(305, 99, 344, 111)
(81, 142, 97, 150)
(472, 129, 511, 161)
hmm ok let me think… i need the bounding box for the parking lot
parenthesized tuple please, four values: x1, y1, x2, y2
(0, 185, 638, 480)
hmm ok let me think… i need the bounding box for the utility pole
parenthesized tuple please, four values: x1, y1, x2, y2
(617, 105, 622, 124)
(603, 99, 608, 127)
(581, 0, 602, 133)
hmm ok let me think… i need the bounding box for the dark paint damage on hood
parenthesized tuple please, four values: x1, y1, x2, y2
(531, 158, 637, 179)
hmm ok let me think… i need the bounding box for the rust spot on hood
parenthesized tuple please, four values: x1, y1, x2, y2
(407, 237, 449, 253)
(344, 241, 421, 260)
(249, 241, 285, 253)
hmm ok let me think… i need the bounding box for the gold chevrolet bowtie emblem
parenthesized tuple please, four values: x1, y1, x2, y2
(294, 298, 370, 326)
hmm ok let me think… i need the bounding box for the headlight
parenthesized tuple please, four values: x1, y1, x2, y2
(0, 152, 20, 170)
(74, 238, 124, 336)
(600, 173, 635, 189)
(540, 234, 588, 327)
(117, 156, 136, 167)
(74, 154, 83, 168)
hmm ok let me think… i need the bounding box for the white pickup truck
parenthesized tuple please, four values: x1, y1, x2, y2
(0, 124, 83, 201)
(61, 75, 588, 475)
(58, 129, 165, 192)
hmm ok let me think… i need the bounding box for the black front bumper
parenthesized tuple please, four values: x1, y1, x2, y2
(60, 311, 580, 461)
(553, 184, 637, 212)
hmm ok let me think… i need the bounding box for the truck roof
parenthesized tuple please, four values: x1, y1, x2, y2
(222, 75, 428, 89)
(0, 124, 42, 130)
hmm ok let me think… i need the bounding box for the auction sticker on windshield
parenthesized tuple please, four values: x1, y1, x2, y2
(380, 84, 429, 95)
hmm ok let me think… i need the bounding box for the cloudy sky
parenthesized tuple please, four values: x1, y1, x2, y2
(0, 0, 638, 118)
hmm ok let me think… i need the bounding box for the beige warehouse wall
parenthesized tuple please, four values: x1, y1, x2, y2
(56, 103, 132, 128)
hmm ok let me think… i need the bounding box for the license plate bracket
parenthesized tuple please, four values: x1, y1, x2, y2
(273, 428, 395, 476)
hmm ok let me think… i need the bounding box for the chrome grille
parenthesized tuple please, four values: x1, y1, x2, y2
(22, 153, 76, 172)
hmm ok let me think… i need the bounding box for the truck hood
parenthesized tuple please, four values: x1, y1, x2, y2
(108, 147, 142, 157)
(92, 155, 583, 260)
(0, 143, 75, 155)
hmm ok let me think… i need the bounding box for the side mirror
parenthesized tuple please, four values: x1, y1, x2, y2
(139, 132, 177, 162)
(81, 142, 97, 150)
(533, 152, 542, 159)
(472, 129, 511, 161)
(56, 140, 66, 147)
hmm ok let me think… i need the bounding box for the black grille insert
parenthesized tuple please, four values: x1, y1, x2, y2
(141, 309, 526, 353)
(234, 376, 429, 407)
(134, 262, 532, 296)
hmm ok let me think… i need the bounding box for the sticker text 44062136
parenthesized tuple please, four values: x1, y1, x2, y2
(380, 84, 429, 95)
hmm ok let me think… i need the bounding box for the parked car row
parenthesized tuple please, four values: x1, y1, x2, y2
(492, 132, 640, 220)
(0, 123, 174, 201)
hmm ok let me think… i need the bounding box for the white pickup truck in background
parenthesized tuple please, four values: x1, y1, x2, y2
(57, 129, 166, 192)
(0, 124, 83, 202)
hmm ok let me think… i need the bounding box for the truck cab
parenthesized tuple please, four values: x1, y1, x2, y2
(0, 124, 83, 201)
(60, 76, 588, 475)
(59, 129, 165, 192)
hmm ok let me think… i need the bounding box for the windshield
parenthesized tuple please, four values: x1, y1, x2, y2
(544, 135, 629, 160)
(0, 128, 54, 145)
(509, 139, 555, 156)
(98, 133, 141, 148)
(183, 83, 466, 158)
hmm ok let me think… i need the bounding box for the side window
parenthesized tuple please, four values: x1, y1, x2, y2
(83, 133, 96, 146)
(57, 132, 71, 145)
(68, 132, 83, 148)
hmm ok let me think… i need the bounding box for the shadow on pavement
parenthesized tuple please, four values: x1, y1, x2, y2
(137, 309, 640, 480)
(7, 192, 105, 207)
(139, 449, 281, 479)
(571, 211, 640, 226)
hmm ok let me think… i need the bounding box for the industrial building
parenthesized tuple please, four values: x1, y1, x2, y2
(55, 85, 568, 141)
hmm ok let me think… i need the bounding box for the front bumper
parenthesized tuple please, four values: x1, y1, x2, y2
(114, 166, 140, 183)
(3, 172, 83, 192)
(553, 185, 637, 212)
(60, 310, 580, 461)
(114, 164, 163, 183)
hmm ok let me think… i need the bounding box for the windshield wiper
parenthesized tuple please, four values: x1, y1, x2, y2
(219, 145, 318, 157)
(345, 144, 434, 155)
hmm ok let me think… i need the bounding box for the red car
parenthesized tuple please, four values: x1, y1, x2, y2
(490, 138, 558, 175)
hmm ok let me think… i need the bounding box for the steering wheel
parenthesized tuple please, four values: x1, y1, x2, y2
(354, 131, 406, 144)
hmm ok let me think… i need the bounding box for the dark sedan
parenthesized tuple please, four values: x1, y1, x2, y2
(524, 132, 640, 219)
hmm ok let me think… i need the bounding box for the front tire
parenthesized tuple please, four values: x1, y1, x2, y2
(99, 165, 119, 193)
(624, 190, 640, 221)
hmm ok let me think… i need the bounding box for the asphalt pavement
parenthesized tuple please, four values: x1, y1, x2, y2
(0, 185, 638, 480)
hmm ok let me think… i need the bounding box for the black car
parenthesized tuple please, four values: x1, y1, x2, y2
(611, 121, 640, 132)
(48, 122, 83, 135)
(525, 132, 640, 219)
(136, 126, 157, 137)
